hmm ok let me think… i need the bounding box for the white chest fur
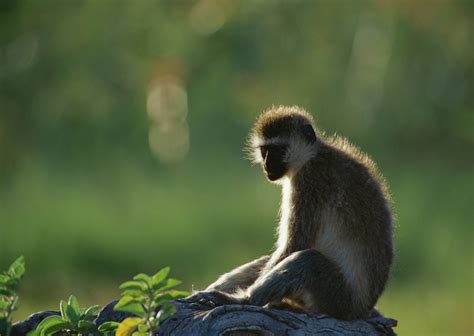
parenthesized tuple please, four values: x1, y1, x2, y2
(316, 209, 369, 306)
(276, 178, 293, 253)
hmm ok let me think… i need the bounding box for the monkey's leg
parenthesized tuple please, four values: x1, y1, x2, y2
(246, 249, 354, 319)
(186, 256, 269, 306)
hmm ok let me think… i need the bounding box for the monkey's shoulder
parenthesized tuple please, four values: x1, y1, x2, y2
(323, 135, 376, 170)
(307, 135, 391, 200)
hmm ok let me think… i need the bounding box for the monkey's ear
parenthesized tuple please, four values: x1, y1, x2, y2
(301, 124, 316, 142)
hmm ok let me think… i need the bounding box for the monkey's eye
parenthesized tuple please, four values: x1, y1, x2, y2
(260, 144, 287, 162)
(301, 124, 316, 142)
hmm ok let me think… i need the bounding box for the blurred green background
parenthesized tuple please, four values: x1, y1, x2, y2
(0, 0, 472, 334)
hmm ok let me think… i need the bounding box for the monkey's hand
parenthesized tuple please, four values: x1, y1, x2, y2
(185, 290, 246, 307)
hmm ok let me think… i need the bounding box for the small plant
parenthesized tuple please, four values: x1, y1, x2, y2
(100, 267, 188, 336)
(0, 256, 188, 335)
(0, 256, 26, 336)
(34, 295, 101, 336)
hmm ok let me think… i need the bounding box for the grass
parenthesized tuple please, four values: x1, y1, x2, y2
(0, 158, 472, 335)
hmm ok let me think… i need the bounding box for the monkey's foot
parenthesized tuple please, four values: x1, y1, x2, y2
(265, 301, 306, 313)
(185, 290, 243, 307)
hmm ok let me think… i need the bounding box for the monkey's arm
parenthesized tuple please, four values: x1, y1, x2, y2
(245, 249, 355, 319)
(186, 256, 269, 305)
(205, 255, 270, 293)
(187, 250, 356, 319)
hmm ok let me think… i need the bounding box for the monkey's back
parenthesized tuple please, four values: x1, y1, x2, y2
(295, 135, 393, 313)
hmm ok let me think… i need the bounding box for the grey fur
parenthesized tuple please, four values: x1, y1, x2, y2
(187, 106, 393, 320)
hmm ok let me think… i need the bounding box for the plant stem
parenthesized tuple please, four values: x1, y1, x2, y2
(6, 296, 17, 319)
(146, 285, 155, 335)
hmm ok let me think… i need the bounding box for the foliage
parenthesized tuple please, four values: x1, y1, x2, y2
(0, 256, 25, 336)
(33, 295, 100, 336)
(0, 256, 188, 335)
(10, 262, 188, 335)
(102, 267, 188, 336)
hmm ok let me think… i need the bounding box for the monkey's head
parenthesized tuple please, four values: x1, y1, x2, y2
(248, 106, 318, 182)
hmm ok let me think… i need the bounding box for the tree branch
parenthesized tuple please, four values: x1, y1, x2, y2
(13, 299, 397, 335)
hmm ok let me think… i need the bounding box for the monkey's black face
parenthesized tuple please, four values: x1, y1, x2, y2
(260, 144, 289, 181)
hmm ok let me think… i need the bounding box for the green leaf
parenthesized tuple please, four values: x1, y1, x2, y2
(66, 305, 81, 326)
(83, 305, 101, 318)
(121, 289, 143, 298)
(0, 300, 9, 310)
(0, 275, 7, 284)
(119, 302, 146, 316)
(78, 320, 96, 332)
(156, 302, 176, 322)
(7, 256, 25, 279)
(59, 300, 67, 319)
(119, 280, 147, 292)
(0, 287, 15, 296)
(62, 297, 81, 325)
(166, 290, 189, 299)
(67, 295, 81, 316)
(150, 267, 170, 289)
(153, 290, 188, 306)
(98, 321, 120, 332)
(132, 332, 147, 336)
(4, 277, 19, 289)
(137, 323, 149, 332)
(41, 321, 70, 336)
(156, 278, 182, 292)
(152, 293, 174, 305)
(114, 296, 146, 317)
(116, 317, 143, 336)
(114, 296, 134, 308)
(132, 274, 152, 287)
(35, 315, 68, 335)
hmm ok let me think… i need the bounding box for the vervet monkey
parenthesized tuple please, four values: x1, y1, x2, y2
(188, 106, 393, 320)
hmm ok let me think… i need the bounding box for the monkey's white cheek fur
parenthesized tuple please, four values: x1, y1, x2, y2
(248, 135, 264, 164)
(286, 138, 319, 173)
